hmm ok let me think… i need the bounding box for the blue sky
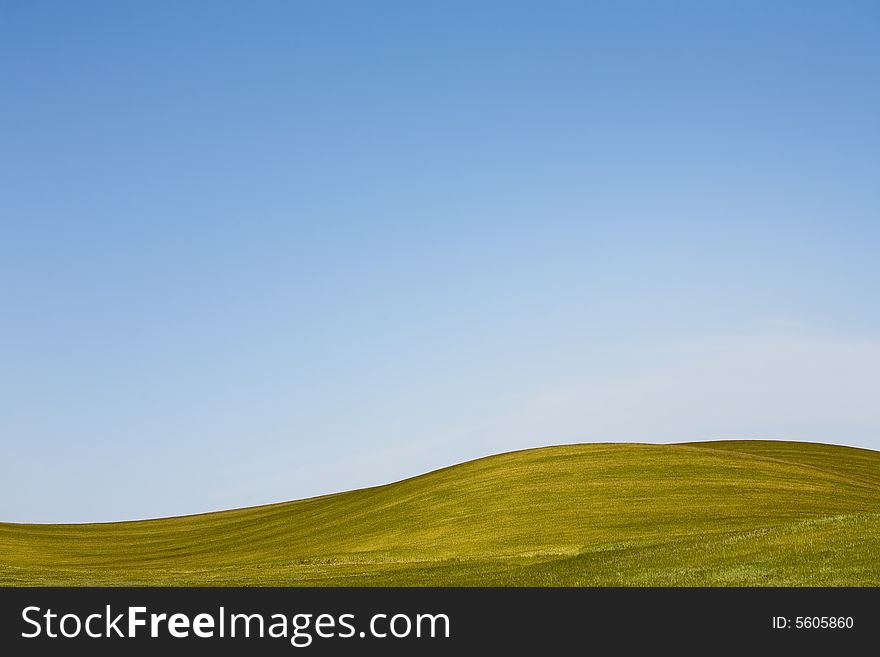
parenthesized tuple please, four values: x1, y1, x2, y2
(2, 1, 879, 522)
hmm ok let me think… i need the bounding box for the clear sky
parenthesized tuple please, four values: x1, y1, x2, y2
(2, 1, 879, 522)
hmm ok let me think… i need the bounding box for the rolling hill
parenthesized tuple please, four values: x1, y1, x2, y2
(2, 440, 879, 586)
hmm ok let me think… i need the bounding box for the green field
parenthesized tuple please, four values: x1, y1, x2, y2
(2, 440, 879, 586)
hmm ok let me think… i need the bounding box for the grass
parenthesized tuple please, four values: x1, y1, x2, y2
(2, 440, 879, 586)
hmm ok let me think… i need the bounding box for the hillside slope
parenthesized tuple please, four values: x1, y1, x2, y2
(2, 441, 879, 586)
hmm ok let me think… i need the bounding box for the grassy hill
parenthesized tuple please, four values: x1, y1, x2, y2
(2, 440, 879, 586)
